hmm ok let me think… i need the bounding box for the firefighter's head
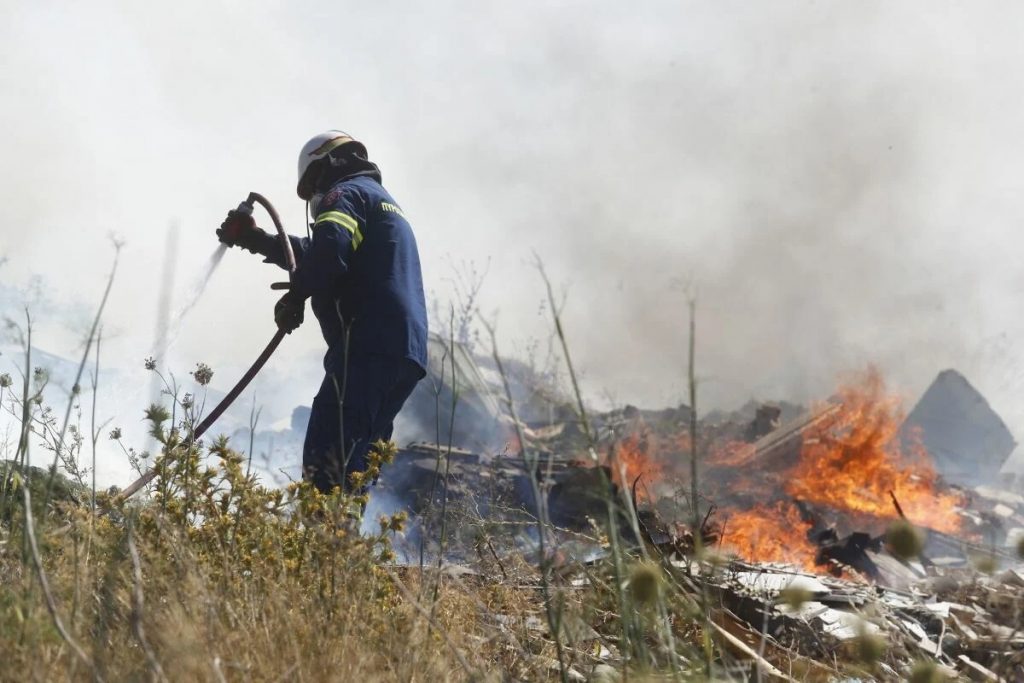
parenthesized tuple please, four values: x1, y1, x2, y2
(296, 130, 371, 201)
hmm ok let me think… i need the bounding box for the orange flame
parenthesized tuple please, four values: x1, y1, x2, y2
(720, 503, 819, 571)
(787, 367, 964, 534)
(706, 439, 754, 467)
(585, 367, 965, 573)
(610, 433, 668, 503)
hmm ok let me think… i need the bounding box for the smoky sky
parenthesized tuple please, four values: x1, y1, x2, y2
(4, 1, 1024, 482)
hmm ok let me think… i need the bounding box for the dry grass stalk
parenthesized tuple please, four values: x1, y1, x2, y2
(21, 483, 101, 680)
(126, 526, 167, 682)
(383, 566, 476, 677)
(484, 317, 570, 683)
(42, 242, 121, 511)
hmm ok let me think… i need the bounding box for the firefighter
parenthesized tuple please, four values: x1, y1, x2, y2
(216, 131, 428, 493)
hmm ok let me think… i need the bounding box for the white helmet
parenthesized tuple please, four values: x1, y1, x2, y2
(296, 130, 367, 199)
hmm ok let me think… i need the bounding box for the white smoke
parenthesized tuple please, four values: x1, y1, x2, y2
(3, 1, 1024, 482)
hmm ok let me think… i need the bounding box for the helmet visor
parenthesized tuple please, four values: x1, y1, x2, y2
(297, 158, 325, 201)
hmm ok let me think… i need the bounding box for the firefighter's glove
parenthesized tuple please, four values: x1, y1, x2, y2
(217, 210, 263, 252)
(274, 290, 305, 334)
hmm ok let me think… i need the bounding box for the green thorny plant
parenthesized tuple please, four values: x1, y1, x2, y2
(135, 368, 405, 562)
(1, 372, 413, 680)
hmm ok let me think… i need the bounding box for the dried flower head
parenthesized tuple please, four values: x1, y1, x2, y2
(885, 519, 924, 560)
(109, 427, 122, 440)
(627, 561, 662, 607)
(0, 373, 11, 388)
(779, 585, 813, 610)
(191, 362, 213, 386)
(972, 552, 998, 575)
(144, 356, 157, 371)
(856, 630, 886, 666)
(380, 511, 407, 533)
(909, 660, 947, 683)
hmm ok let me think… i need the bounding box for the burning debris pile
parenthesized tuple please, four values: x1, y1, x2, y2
(704, 369, 970, 572)
(376, 337, 1023, 677)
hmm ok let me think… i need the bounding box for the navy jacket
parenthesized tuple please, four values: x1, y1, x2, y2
(261, 176, 428, 373)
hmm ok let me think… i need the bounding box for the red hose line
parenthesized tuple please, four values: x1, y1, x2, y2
(117, 193, 294, 502)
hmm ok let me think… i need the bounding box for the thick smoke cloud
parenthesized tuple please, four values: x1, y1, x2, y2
(3, 1, 1024, 482)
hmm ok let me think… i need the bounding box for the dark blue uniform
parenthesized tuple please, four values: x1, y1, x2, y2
(262, 175, 427, 491)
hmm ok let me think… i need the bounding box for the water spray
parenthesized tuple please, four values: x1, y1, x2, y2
(176, 244, 228, 323)
(118, 192, 296, 502)
(155, 243, 227, 357)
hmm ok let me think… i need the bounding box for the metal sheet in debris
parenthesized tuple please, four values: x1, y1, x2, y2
(813, 608, 880, 641)
(731, 571, 831, 595)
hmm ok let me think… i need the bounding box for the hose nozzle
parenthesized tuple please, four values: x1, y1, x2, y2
(239, 192, 296, 273)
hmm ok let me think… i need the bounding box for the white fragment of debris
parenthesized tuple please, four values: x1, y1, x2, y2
(731, 570, 830, 595)
(974, 484, 1024, 508)
(440, 562, 480, 578)
(899, 617, 939, 653)
(773, 593, 884, 642)
(866, 551, 927, 590)
(785, 573, 831, 594)
(588, 664, 618, 683)
(992, 503, 1015, 518)
(814, 608, 880, 641)
(986, 622, 1023, 643)
(493, 613, 546, 632)
(557, 614, 601, 645)
(998, 567, 1024, 586)
(918, 601, 952, 618)
(776, 600, 829, 620)
(957, 654, 1003, 681)
(952, 614, 981, 642)
(946, 602, 977, 621)
(543, 658, 586, 682)
(960, 510, 987, 527)
(875, 590, 918, 610)
(1004, 527, 1024, 549)
(524, 616, 545, 632)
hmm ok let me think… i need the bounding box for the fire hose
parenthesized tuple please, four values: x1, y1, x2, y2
(117, 192, 296, 503)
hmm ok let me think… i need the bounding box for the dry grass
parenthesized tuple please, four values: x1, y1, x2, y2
(1, 375, 704, 683)
(0, 437, 556, 681)
(0, 260, 704, 681)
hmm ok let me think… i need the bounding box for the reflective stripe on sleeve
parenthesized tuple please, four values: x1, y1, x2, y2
(314, 210, 363, 249)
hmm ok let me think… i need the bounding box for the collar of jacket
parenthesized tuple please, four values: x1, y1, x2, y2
(326, 157, 382, 187)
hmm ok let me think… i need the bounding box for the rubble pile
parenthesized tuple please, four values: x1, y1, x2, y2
(380, 337, 1023, 677)
(694, 560, 1024, 680)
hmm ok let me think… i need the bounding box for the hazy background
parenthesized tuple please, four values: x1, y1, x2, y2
(4, 1, 1024, 484)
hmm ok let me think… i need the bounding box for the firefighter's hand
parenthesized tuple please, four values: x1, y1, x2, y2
(217, 210, 258, 248)
(274, 291, 305, 334)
